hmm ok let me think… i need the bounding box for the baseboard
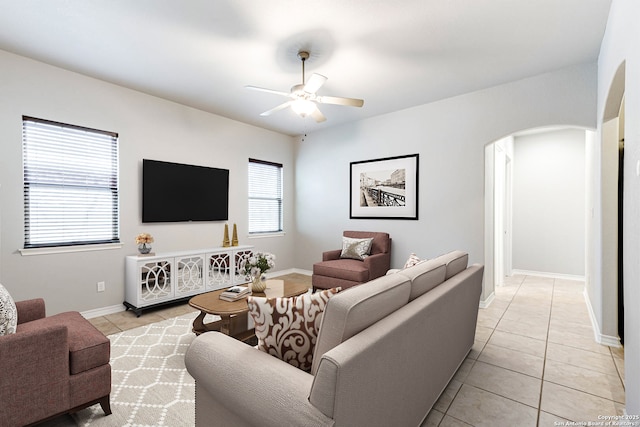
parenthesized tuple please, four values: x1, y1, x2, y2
(81, 304, 126, 319)
(583, 287, 622, 348)
(479, 292, 495, 309)
(511, 269, 585, 282)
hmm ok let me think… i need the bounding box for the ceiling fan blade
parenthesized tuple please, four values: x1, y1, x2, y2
(245, 85, 291, 97)
(303, 73, 327, 94)
(260, 101, 293, 116)
(311, 107, 327, 123)
(317, 95, 364, 107)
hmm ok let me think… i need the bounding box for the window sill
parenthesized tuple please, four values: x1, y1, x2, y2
(247, 232, 286, 239)
(19, 243, 123, 256)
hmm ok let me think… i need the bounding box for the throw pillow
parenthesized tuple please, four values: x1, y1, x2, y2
(340, 237, 374, 260)
(403, 253, 422, 269)
(0, 283, 18, 336)
(247, 287, 341, 372)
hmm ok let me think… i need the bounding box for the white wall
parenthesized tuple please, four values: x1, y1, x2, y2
(598, 0, 640, 413)
(294, 63, 597, 299)
(0, 49, 296, 315)
(511, 128, 586, 277)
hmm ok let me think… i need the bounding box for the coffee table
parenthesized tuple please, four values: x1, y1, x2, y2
(188, 279, 309, 338)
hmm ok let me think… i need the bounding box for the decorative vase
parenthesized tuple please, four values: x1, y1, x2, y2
(138, 243, 152, 254)
(222, 224, 230, 247)
(251, 274, 267, 293)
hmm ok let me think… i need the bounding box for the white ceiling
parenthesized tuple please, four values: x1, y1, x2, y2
(0, 0, 612, 136)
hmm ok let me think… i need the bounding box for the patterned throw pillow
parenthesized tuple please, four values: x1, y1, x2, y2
(340, 237, 374, 260)
(403, 253, 422, 269)
(0, 283, 18, 336)
(247, 287, 341, 372)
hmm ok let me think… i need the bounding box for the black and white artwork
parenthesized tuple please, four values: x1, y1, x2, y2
(350, 154, 419, 219)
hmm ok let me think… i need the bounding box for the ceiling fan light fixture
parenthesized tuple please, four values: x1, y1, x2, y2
(291, 99, 316, 117)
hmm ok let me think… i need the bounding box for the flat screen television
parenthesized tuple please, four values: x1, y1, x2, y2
(142, 159, 229, 223)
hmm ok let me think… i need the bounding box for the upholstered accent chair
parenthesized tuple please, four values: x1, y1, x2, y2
(0, 298, 111, 426)
(312, 231, 391, 291)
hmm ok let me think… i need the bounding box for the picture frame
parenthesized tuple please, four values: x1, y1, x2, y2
(350, 153, 419, 220)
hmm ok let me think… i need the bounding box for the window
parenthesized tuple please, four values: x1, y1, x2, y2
(248, 158, 283, 234)
(22, 116, 120, 249)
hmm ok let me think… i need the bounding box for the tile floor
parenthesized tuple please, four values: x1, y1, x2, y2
(421, 275, 626, 427)
(46, 273, 626, 426)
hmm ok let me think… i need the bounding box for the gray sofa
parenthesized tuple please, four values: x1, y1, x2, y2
(185, 250, 483, 427)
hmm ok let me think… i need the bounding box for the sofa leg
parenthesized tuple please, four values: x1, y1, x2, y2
(99, 395, 112, 416)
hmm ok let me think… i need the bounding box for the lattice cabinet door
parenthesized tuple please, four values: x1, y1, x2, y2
(138, 258, 174, 304)
(175, 254, 206, 297)
(206, 251, 234, 290)
(232, 247, 253, 285)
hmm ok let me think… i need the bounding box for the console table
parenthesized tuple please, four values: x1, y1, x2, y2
(124, 245, 253, 316)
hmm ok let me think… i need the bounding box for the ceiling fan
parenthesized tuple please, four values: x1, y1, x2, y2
(245, 50, 364, 123)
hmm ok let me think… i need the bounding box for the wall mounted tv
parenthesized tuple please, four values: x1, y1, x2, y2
(142, 159, 229, 223)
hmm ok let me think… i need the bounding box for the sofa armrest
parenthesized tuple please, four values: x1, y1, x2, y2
(15, 298, 46, 324)
(364, 252, 391, 280)
(322, 249, 342, 261)
(185, 332, 332, 427)
(0, 323, 69, 424)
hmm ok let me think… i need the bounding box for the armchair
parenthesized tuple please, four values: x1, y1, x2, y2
(312, 231, 391, 291)
(0, 297, 112, 426)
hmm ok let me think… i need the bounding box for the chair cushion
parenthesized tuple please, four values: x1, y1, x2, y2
(0, 283, 17, 335)
(247, 288, 341, 372)
(344, 231, 390, 255)
(47, 312, 110, 375)
(340, 237, 374, 260)
(313, 259, 370, 282)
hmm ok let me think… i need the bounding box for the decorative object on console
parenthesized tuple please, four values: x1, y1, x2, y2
(241, 252, 276, 293)
(135, 233, 154, 255)
(247, 287, 341, 372)
(222, 224, 231, 247)
(350, 153, 419, 220)
(232, 223, 239, 246)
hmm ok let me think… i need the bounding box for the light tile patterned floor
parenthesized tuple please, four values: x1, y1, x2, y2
(422, 275, 627, 427)
(43, 273, 626, 426)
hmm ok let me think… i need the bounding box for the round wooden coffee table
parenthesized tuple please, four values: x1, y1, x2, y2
(188, 279, 309, 338)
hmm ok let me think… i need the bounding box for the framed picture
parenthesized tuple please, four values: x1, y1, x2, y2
(350, 153, 419, 220)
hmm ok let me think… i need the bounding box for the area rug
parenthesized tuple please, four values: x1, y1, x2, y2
(73, 312, 206, 427)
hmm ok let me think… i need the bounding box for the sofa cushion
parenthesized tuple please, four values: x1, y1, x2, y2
(434, 250, 469, 279)
(313, 258, 369, 282)
(398, 259, 447, 301)
(340, 237, 374, 260)
(247, 288, 341, 372)
(310, 273, 411, 375)
(0, 283, 17, 335)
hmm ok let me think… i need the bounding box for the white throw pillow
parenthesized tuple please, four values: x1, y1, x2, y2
(403, 253, 422, 269)
(0, 283, 18, 335)
(340, 237, 374, 261)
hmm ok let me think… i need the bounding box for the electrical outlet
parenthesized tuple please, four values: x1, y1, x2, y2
(97, 281, 106, 292)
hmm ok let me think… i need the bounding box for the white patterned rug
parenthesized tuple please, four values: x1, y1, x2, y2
(73, 313, 203, 427)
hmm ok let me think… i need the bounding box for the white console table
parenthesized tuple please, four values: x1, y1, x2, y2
(124, 245, 253, 316)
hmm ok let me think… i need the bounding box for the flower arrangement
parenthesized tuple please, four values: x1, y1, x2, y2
(242, 252, 276, 278)
(135, 233, 154, 245)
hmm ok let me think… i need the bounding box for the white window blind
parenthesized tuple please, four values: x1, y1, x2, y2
(22, 116, 120, 248)
(248, 158, 283, 234)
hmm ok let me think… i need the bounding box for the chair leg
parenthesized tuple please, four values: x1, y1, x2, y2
(99, 394, 112, 416)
